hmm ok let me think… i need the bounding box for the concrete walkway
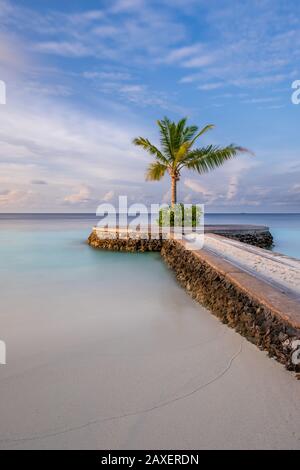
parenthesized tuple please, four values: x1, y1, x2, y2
(203, 234, 300, 297)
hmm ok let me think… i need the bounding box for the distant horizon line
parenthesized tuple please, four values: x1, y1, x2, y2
(0, 212, 299, 216)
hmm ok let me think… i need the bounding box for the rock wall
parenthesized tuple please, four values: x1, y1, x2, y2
(88, 230, 163, 252)
(88, 228, 274, 251)
(88, 228, 299, 372)
(218, 231, 274, 249)
(161, 240, 300, 373)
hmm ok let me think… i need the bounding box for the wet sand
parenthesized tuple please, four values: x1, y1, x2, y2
(0, 258, 299, 449)
(0, 221, 299, 450)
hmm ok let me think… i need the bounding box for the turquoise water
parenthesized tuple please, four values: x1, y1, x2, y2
(0, 218, 184, 349)
(0, 221, 166, 295)
(0, 213, 299, 450)
(0, 213, 297, 348)
(0, 213, 299, 259)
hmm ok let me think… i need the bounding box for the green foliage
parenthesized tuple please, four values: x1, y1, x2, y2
(133, 116, 248, 206)
(158, 204, 202, 227)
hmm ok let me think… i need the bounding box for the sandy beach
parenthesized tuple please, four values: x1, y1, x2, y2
(0, 249, 299, 450)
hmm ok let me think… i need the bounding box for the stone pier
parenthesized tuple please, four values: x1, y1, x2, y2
(88, 225, 300, 373)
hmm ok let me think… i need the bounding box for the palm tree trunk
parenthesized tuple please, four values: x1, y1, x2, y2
(171, 175, 177, 206)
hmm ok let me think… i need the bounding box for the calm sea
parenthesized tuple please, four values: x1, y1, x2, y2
(0, 213, 299, 258)
(2, 213, 299, 449)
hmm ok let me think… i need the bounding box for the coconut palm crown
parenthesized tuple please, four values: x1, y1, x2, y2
(133, 117, 248, 206)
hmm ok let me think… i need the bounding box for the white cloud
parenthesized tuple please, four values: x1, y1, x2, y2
(198, 82, 223, 91)
(95, 80, 184, 111)
(120, 85, 144, 94)
(33, 41, 90, 57)
(242, 97, 280, 104)
(70, 10, 104, 23)
(291, 184, 300, 193)
(162, 189, 171, 203)
(184, 179, 211, 195)
(83, 71, 131, 81)
(183, 193, 192, 203)
(184, 178, 216, 203)
(182, 54, 216, 68)
(102, 190, 115, 202)
(0, 33, 29, 73)
(92, 25, 119, 37)
(168, 1, 300, 91)
(24, 82, 73, 97)
(226, 175, 239, 200)
(0, 189, 28, 205)
(0, 0, 299, 213)
(14, 0, 185, 67)
(0, 81, 150, 210)
(64, 186, 91, 204)
(164, 43, 204, 63)
(110, 0, 145, 13)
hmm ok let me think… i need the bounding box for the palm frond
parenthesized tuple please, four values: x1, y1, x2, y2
(189, 124, 215, 147)
(157, 117, 174, 159)
(132, 116, 248, 207)
(174, 142, 191, 164)
(180, 144, 248, 174)
(174, 124, 215, 164)
(182, 125, 198, 143)
(174, 117, 187, 149)
(145, 162, 168, 181)
(133, 137, 170, 165)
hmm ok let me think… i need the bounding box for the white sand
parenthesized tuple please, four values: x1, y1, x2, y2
(0, 272, 299, 450)
(203, 234, 300, 296)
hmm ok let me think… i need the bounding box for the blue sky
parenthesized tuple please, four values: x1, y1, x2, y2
(0, 0, 300, 212)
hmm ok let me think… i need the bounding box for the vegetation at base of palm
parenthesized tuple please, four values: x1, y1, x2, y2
(133, 117, 249, 206)
(158, 203, 202, 228)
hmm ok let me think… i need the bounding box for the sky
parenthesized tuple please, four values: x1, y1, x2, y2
(0, 0, 300, 213)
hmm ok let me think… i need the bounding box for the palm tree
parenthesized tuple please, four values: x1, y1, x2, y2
(133, 117, 248, 206)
